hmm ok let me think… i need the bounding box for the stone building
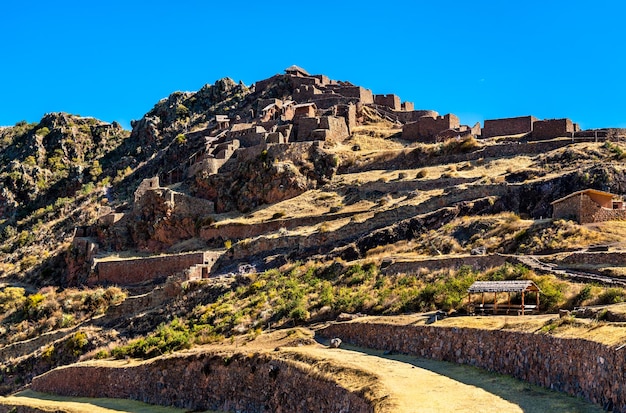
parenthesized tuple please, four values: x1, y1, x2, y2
(402, 114, 460, 142)
(482, 115, 538, 138)
(295, 116, 349, 142)
(551, 189, 626, 224)
(293, 103, 317, 118)
(531, 118, 577, 140)
(374, 94, 401, 111)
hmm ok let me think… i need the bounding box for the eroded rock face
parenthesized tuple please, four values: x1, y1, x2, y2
(194, 143, 338, 213)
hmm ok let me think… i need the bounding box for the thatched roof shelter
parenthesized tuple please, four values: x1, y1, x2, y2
(468, 280, 541, 294)
(467, 280, 541, 315)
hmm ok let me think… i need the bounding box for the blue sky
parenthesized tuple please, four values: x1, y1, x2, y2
(1, 1, 625, 130)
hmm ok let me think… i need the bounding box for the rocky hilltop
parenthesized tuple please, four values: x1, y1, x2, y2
(1, 66, 626, 411)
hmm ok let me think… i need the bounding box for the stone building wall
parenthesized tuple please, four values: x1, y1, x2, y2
(531, 119, 575, 140)
(295, 116, 348, 142)
(134, 177, 160, 203)
(401, 102, 414, 111)
(402, 114, 460, 142)
(382, 255, 508, 275)
(93, 252, 218, 285)
(336, 86, 373, 104)
(30, 352, 374, 413)
(482, 116, 538, 138)
(553, 193, 626, 224)
(319, 322, 625, 412)
(392, 110, 439, 124)
(374, 94, 401, 111)
(561, 251, 626, 266)
(336, 104, 356, 133)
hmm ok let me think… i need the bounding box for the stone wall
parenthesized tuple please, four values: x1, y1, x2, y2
(374, 94, 401, 111)
(295, 116, 349, 142)
(134, 177, 160, 203)
(382, 255, 508, 275)
(93, 251, 220, 285)
(560, 251, 626, 266)
(553, 193, 626, 224)
(401, 102, 414, 111)
(336, 86, 373, 104)
(402, 114, 460, 142)
(531, 119, 575, 140)
(393, 110, 439, 124)
(482, 116, 538, 138)
(30, 352, 374, 413)
(319, 322, 625, 412)
(336, 104, 356, 133)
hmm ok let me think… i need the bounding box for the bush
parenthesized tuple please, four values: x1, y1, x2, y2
(176, 104, 190, 120)
(35, 127, 50, 137)
(598, 288, 626, 305)
(111, 318, 192, 359)
(175, 133, 187, 145)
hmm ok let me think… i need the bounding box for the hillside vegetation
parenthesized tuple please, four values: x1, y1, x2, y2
(2, 70, 626, 410)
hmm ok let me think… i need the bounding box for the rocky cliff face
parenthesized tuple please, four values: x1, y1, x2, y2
(193, 143, 338, 213)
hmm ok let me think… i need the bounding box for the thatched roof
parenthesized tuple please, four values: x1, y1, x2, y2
(468, 280, 541, 294)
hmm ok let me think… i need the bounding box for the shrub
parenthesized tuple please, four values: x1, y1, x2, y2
(176, 104, 190, 120)
(35, 127, 50, 137)
(111, 318, 192, 359)
(175, 133, 187, 145)
(598, 288, 626, 305)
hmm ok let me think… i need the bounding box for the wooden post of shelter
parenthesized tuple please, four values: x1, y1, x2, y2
(507, 292, 511, 315)
(521, 291, 525, 316)
(536, 291, 540, 310)
(493, 292, 497, 314)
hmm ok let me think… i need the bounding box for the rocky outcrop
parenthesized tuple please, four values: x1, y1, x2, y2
(194, 142, 337, 213)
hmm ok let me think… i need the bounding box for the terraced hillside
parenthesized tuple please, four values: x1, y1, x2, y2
(2, 69, 626, 411)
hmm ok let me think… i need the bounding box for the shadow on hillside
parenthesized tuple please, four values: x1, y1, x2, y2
(315, 338, 602, 413)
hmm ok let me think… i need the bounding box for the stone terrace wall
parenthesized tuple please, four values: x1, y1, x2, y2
(30, 352, 374, 413)
(560, 251, 626, 266)
(382, 255, 508, 275)
(320, 322, 625, 412)
(339, 138, 597, 174)
(93, 252, 220, 285)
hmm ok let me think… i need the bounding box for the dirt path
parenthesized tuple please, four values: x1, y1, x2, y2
(293, 343, 603, 413)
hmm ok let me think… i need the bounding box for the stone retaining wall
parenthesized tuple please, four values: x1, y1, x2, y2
(93, 251, 222, 285)
(320, 322, 624, 412)
(30, 352, 374, 413)
(561, 251, 626, 266)
(382, 255, 508, 275)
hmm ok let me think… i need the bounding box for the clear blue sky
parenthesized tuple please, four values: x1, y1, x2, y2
(1, 1, 625, 130)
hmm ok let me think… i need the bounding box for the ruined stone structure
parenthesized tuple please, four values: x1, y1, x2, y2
(92, 251, 222, 285)
(295, 116, 349, 142)
(531, 118, 577, 140)
(374, 94, 401, 111)
(293, 102, 317, 118)
(134, 178, 215, 215)
(134, 177, 160, 203)
(482, 115, 538, 138)
(226, 124, 267, 147)
(551, 189, 626, 224)
(402, 113, 460, 142)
